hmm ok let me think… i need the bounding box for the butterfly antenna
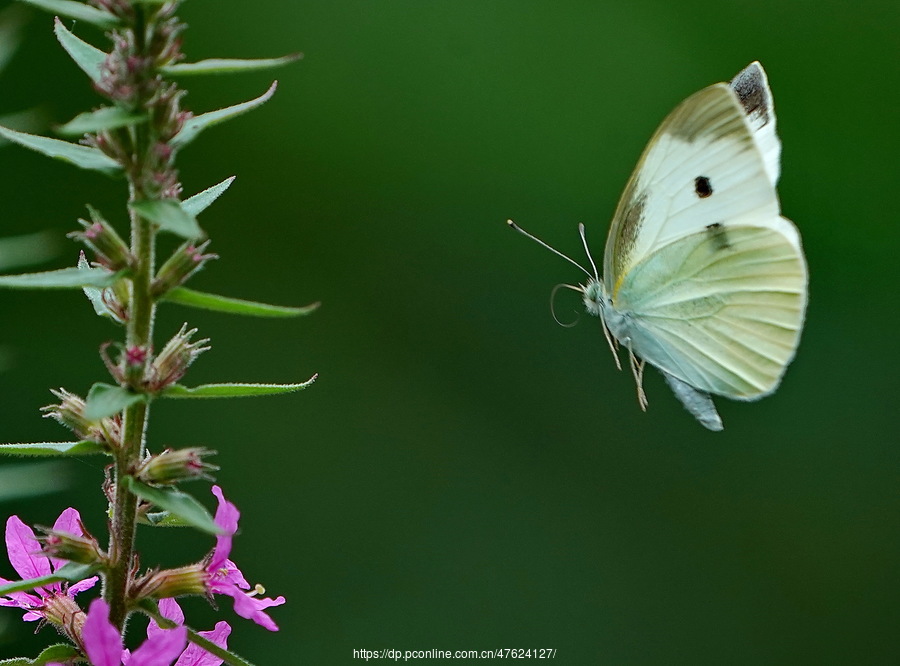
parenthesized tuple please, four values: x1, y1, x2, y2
(550, 283, 583, 327)
(507, 220, 592, 278)
(578, 223, 600, 282)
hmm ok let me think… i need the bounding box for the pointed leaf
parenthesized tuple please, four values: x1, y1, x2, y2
(84, 383, 145, 420)
(0, 125, 120, 174)
(57, 106, 145, 136)
(162, 54, 301, 76)
(0, 266, 122, 289)
(130, 199, 202, 239)
(0, 562, 99, 596)
(0, 108, 46, 146)
(123, 477, 223, 535)
(0, 231, 59, 271)
(17, 0, 118, 28)
(0, 441, 106, 456)
(173, 81, 277, 148)
(144, 511, 192, 527)
(162, 377, 317, 399)
(0, 5, 29, 75)
(0, 461, 72, 501)
(77, 251, 114, 318)
(163, 287, 319, 318)
(181, 176, 235, 216)
(53, 17, 106, 83)
(34, 644, 82, 665)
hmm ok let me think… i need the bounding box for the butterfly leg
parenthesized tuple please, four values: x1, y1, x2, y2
(627, 347, 648, 411)
(601, 319, 622, 371)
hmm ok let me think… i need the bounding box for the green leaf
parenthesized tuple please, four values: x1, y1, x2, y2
(57, 106, 145, 136)
(0, 562, 98, 597)
(53, 17, 106, 83)
(162, 377, 317, 399)
(144, 510, 192, 527)
(0, 266, 122, 289)
(123, 477, 223, 535)
(181, 176, 235, 216)
(0, 441, 106, 456)
(0, 5, 29, 75)
(161, 54, 301, 76)
(0, 461, 73, 501)
(33, 644, 81, 665)
(77, 251, 114, 318)
(130, 199, 202, 239)
(173, 81, 277, 148)
(164, 287, 320, 318)
(0, 125, 120, 174)
(16, 0, 119, 28)
(0, 643, 82, 665)
(84, 382, 144, 420)
(0, 231, 60, 271)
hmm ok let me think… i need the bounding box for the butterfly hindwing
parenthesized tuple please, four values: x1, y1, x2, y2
(614, 223, 807, 399)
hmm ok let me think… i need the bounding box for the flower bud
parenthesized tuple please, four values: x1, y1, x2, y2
(42, 388, 119, 447)
(133, 564, 208, 600)
(152, 240, 217, 297)
(136, 447, 218, 485)
(42, 593, 86, 641)
(69, 206, 133, 271)
(146, 324, 210, 392)
(39, 527, 106, 567)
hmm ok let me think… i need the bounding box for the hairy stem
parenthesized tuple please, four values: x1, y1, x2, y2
(104, 3, 159, 632)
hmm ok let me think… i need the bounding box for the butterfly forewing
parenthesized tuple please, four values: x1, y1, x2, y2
(603, 83, 782, 296)
(729, 61, 780, 185)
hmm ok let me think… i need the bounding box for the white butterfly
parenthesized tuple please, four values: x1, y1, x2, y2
(510, 62, 807, 431)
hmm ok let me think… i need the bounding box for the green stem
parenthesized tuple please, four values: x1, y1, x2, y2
(104, 3, 158, 630)
(106, 185, 157, 631)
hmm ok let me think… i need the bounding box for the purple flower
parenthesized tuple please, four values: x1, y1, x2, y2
(76, 598, 187, 666)
(206, 486, 285, 631)
(46, 598, 231, 666)
(140, 598, 232, 666)
(0, 508, 98, 621)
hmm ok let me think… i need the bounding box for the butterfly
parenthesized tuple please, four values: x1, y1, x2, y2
(509, 62, 807, 431)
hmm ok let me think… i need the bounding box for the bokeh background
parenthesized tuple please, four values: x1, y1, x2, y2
(0, 0, 897, 663)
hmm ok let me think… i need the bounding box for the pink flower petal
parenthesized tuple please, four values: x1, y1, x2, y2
(68, 575, 100, 597)
(82, 599, 124, 666)
(210, 487, 238, 570)
(129, 624, 187, 666)
(147, 597, 186, 641)
(175, 621, 231, 666)
(219, 584, 285, 632)
(208, 558, 249, 591)
(5, 516, 51, 581)
(49, 508, 84, 571)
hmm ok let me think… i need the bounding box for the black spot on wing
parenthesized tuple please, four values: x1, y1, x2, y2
(694, 176, 713, 198)
(705, 222, 731, 250)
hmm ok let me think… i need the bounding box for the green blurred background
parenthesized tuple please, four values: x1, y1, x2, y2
(0, 0, 897, 663)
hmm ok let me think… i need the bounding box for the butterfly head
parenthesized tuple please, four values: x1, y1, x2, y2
(581, 278, 606, 318)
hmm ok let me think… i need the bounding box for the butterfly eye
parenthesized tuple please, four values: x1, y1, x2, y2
(694, 176, 713, 198)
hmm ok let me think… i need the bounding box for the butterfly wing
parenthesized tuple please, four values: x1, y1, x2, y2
(602, 62, 806, 405)
(614, 223, 807, 399)
(602, 63, 792, 296)
(729, 61, 780, 186)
